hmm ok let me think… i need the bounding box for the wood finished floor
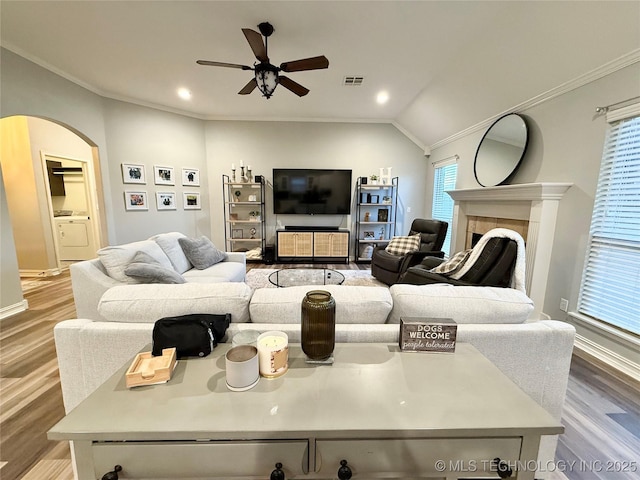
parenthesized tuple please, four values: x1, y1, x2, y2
(0, 265, 638, 480)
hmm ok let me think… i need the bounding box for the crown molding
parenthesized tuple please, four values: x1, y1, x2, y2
(391, 121, 426, 151)
(429, 49, 640, 151)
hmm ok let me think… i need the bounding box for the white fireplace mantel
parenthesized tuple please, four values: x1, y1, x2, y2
(448, 182, 572, 319)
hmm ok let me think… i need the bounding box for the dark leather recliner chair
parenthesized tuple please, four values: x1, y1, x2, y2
(371, 218, 448, 286)
(399, 236, 518, 288)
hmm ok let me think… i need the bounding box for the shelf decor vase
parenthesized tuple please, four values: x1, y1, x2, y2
(301, 290, 336, 362)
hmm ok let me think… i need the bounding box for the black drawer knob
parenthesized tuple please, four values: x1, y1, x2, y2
(101, 465, 122, 480)
(493, 458, 513, 478)
(270, 462, 285, 480)
(338, 459, 352, 480)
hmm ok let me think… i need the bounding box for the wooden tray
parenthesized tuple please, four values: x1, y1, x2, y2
(125, 348, 177, 388)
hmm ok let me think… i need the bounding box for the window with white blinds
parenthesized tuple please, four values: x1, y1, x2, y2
(431, 160, 458, 257)
(578, 110, 640, 336)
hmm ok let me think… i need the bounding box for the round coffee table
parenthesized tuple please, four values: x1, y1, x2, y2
(268, 268, 345, 288)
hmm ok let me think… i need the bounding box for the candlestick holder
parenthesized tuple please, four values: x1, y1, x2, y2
(231, 168, 236, 182)
(246, 168, 252, 183)
(240, 166, 246, 182)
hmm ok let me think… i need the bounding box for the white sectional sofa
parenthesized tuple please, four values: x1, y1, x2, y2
(56, 233, 575, 478)
(70, 232, 246, 321)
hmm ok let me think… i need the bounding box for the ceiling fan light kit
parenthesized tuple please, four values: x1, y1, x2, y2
(197, 21, 328, 99)
(254, 64, 279, 99)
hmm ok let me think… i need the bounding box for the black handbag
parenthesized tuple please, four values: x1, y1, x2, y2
(152, 313, 231, 358)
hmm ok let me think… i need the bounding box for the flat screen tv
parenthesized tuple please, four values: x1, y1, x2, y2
(273, 169, 352, 215)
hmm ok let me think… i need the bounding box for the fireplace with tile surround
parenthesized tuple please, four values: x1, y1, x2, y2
(448, 183, 572, 319)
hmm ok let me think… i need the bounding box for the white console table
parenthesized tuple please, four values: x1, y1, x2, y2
(49, 343, 562, 479)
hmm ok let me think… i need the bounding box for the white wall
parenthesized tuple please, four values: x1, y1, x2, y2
(0, 168, 24, 317)
(103, 99, 209, 243)
(0, 48, 116, 243)
(205, 121, 427, 249)
(429, 62, 640, 366)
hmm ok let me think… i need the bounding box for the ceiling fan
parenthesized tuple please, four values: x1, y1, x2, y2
(197, 22, 329, 99)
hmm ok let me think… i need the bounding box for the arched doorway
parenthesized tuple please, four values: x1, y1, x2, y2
(0, 115, 107, 287)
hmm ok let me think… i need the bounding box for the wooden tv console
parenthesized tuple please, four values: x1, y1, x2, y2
(276, 228, 349, 262)
(49, 343, 562, 479)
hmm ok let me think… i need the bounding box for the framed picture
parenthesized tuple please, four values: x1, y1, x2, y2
(183, 192, 201, 210)
(232, 228, 243, 239)
(154, 165, 175, 185)
(156, 192, 176, 210)
(370, 194, 380, 204)
(124, 191, 148, 211)
(377, 208, 389, 222)
(182, 168, 200, 186)
(122, 164, 146, 184)
(364, 231, 375, 239)
(360, 193, 371, 204)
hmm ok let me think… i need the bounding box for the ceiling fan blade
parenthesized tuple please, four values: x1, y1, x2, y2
(242, 28, 268, 62)
(196, 60, 253, 70)
(280, 55, 329, 73)
(238, 78, 258, 95)
(279, 76, 309, 97)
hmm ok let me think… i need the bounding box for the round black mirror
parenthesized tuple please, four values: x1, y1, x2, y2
(474, 113, 529, 187)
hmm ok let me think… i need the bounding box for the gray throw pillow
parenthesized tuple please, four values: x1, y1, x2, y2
(124, 251, 185, 284)
(178, 236, 227, 269)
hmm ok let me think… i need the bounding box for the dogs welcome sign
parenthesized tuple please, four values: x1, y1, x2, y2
(399, 317, 457, 353)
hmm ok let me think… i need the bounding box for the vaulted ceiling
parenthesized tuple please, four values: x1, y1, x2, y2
(2, 1, 638, 148)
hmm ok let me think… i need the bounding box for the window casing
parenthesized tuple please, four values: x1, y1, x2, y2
(431, 159, 458, 257)
(578, 108, 640, 336)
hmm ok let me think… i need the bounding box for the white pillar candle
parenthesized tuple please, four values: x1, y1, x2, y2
(231, 163, 235, 170)
(225, 345, 259, 392)
(247, 165, 251, 171)
(257, 331, 289, 378)
(240, 159, 244, 167)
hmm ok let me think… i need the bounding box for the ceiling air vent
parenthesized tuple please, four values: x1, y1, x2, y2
(343, 76, 364, 86)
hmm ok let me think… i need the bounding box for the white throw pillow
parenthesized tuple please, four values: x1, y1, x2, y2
(98, 240, 173, 284)
(385, 234, 421, 256)
(150, 232, 192, 273)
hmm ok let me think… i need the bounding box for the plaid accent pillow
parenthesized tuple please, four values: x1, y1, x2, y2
(430, 249, 472, 275)
(385, 234, 421, 256)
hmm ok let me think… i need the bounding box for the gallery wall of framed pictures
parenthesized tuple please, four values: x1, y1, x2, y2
(121, 163, 201, 211)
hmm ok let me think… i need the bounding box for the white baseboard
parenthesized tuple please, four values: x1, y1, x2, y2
(0, 300, 29, 321)
(19, 268, 62, 278)
(573, 334, 640, 383)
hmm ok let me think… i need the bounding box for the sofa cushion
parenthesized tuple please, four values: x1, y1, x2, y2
(178, 236, 227, 269)
(98, 283, 253, 323)
(182, 261, 246, 283)
(149, 232, 192, 274)
(388, 284, 533, 324)
(98, 240, 173, 284)
(385, 234, 421, 256)
(124, 251, 185, 284)
(249, 285, 392, 325)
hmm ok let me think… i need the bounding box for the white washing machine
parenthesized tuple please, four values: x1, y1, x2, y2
(54, 215, 96, 260)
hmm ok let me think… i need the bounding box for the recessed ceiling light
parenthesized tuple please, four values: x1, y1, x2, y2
(376, 91, 389, 104)
(177, 88, 192, 100)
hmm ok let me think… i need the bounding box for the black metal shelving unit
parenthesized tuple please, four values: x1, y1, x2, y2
(222, 174, 266, 262)
(354, 177, 398, 263)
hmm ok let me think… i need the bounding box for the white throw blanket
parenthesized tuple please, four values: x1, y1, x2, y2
(450, 228, 527, 293)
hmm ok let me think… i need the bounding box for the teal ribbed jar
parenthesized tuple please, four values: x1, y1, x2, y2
(301, 290, 336, 361)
